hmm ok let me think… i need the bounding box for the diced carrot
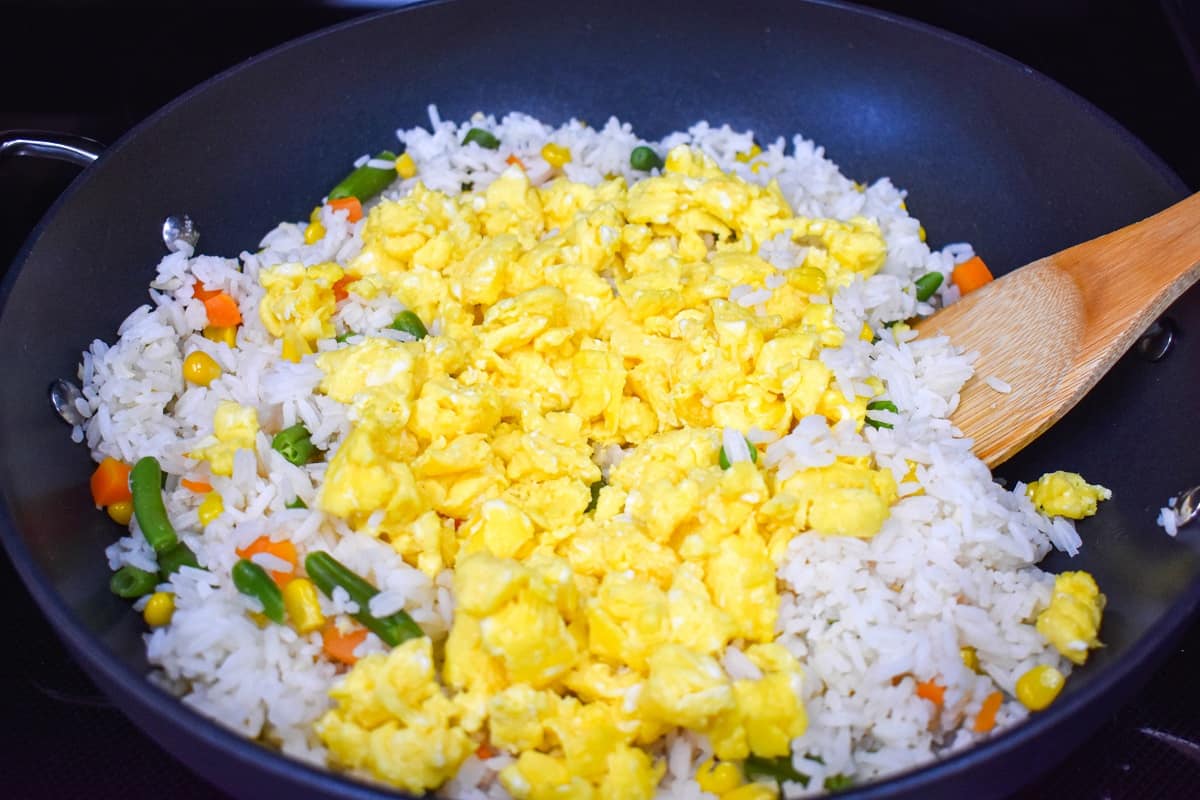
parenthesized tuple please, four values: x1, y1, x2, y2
(332, 274, 357, 303)
(322, 623, 368, 665)
(476, 742, 496, 760)
(326, 196, 363, 223)
(235, 536, 298, 586)
(90, 457, 132, 507)
(192, 280, 221, 301)
(973, 691, 1004, 733)
(505, 154, 526, 170)
(180, 478, 213, 493)
(915, 679, 946, 708)
(203, 292, 243, 327)
(951, 255, 994, 295)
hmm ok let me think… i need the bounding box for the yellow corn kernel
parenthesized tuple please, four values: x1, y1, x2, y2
(723, 785, 778, 800)
(304, 220, 326, 244)
(696, 760, 743, 794)
(750, 161, 766, 174)
(1015, 665, 1065, 711)
(735, 144, 763, 163)
(202, 325, 238, 348)
(961, 645, 982, 674)
(198, 491, 224, 526)
(143, 592, 175, 627)
(852, 181, 866, 192)
(859, 322, 874, 342)
(899, 200, 907, 211)
(309, 206, 322, 224)
(106, 500, 134, 526)
(395, 152, 417, 179)
(182, 351, 222, 386)
(283, 578, 326, 634)
(541, 142, 571, 168)
(918, 224, 927, 242)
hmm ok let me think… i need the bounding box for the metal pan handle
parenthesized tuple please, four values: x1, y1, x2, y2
(0, 131, 104, 167)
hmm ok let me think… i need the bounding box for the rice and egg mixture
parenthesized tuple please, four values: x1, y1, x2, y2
(75, 109, 1110, 798)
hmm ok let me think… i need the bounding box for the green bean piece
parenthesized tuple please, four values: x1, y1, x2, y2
(335, 331, 353, 344)
(286, 497, 308, 510)
(461, 128, 500, 149)
(304, 551, 424, 647)
(390, 310, 428, 340)
(110, 566, 159, 599)
(158, 542, 200, 577)
(232, 559, 285, 623)
(742, 754, 810, 787)
(914, 271, 944, 302)
(327, 150, 399, 202)
(130, 457, 179, 554)
(271, 423, 315, 466)
(718, 435, 759, 470)
(630, 145, 664, 171)
(824, 774, 855, 792)
(865, 399, 899, 430)
(585, 480, 605, 513)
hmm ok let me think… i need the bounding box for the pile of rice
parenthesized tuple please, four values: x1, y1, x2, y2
(73, 107, 1086, 796)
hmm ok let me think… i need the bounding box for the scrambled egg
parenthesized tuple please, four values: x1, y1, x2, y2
(187, 401, 258, 477)
(1027, 471, 1111, 519)
(269, 146, 912, 792)
(1036, 571, 1106, 665)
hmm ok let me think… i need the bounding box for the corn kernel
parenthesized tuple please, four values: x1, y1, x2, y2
(202, 325, 238, 348)
(183, 351, 222, 386)
(735, 144, 763, 163)
(749, 161, 766, 174)
(283, 578, 326, 634)
(143, 592, 175, 627)
(918, 225, 926, 242)
(541, 142, 571, 168)
(304, 220, 326, 244)
(281, 331, 314, 363)
(961, 645, 982, 674)
(859, 322, 874, 342)
(723, 785, 778, 800)
(852, 181, 866, 192)
(309, 206, 322, 224)
(106, 500, 134, 526)
(696, 760, 743, 794)
(198, 491, 224, 526)
(1015, 664, 1065, 711)
(395, 152, 417, 179)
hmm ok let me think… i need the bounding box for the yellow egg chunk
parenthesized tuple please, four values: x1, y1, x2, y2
(186, 401, 258, 477)
(1026, 471, 1112, 519)
(316, 638, 475, 794)
(1036, 571, 1106, 665)
(258, 261, 343, 349)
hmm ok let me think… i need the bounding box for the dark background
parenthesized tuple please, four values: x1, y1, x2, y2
(1, 1, 1198, 798)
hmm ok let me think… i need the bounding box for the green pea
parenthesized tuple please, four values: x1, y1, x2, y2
(914, 271, 944, 302)
(271, 423, 315, 466)
(110, 566, 159, 599)
(390, 310, 428, 340)
(462, 128, 500, 149)
(630, 145, 664, 171)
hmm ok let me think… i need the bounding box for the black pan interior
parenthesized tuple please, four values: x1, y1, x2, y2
(1, 2, 1197, 798)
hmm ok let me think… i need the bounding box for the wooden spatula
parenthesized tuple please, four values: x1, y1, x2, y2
(913, 192, 1200, 467)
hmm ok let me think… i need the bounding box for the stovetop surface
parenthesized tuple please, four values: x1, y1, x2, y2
(2, 2, 1198, 798)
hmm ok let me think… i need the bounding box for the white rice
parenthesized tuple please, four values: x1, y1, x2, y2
(72, 108, 1093, 797)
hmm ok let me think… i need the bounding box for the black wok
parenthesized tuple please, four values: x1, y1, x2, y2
(1, 1, 1198, 798)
